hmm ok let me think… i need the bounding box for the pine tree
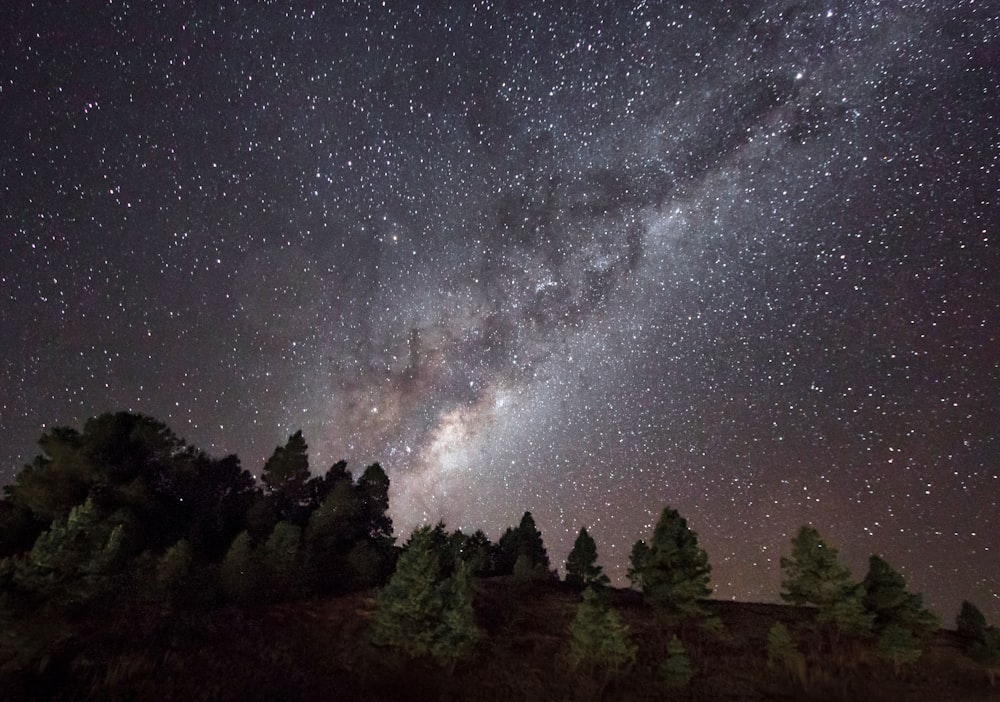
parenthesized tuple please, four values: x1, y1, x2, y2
(956, 600, 1000, 665)
(219, 530, 259, 603)
(372, 525, 479, 668)
(956, 600, 988, 643)
(780, 526, 854, 609)
(261, 521, 302, 599)
(862, 555, 938, 639)
(781, 526, 873, 640)
(639, 507, 712, 619)
(660, 634, 695, 689)
(357, 463, 393, 541)
(156, 538, 193, 598)
(17, 498, 128, 606)
(565, 527, 609, 591)
(626, 539, 649, 590)
(877, 623, 923, 675)
(262, 431, 311, 522)
(568, 587, 637, 676)
(497, 511, 553, 578)
(766, 622, 808, 688)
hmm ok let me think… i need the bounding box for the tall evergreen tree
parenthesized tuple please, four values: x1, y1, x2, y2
(955, 600, 1000, 665)
(219, 530, 259, 603)
(660, 634, 696, 689)
(497, 511, 553, 578)
(261, 521, 302, 600)
(956, 600, 988, 643)
(356, 463, 393, 542)
(372, 525, 479, 668)
(565, 527, 609, 591)
(638, 507, 712, 619)
(626, 539, 649, 590)
(568, 587, 637, 677)
(261, 431, 311, 522)
(862, 555, 938, 639)
(781, 526, 853, 609)
(781, 525, 872, 639)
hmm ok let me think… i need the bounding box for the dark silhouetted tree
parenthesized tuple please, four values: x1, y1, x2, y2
(877, 623, 923, 675)
(155, 538, 193, 601)
(862, 555, 938, 640)
(767, 622, 808, 688)
(626, 539, 649, 590)
(10, 498, 129, 608)
(497, 511, 553, 579)
(957, 600, 988, 642)
(261, 521, 302, 600)
(304, 477, 359, 592)
(261, 431, 311, 522)
(636, 507, 712, 620)
(956, 600, 1000, 666)
(565, 527, 609, 591)
(219, 530, 259, 603)
(357, 463, 393, 541)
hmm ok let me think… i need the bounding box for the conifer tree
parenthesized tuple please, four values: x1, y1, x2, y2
(626, 539, 649, 590)
(568, 587, 637, 677)
(565, 527, 609, 591)
(17, 499, 128, 606)
(261, 521, 302, 599)
(862, 555, 938, 639)
(956, 600, 1000, 665)
(372, 525, 479, 668)
(660, 634, 695, 689)
(497, 511, 553, 578)
(357, 463, 393, 542)
(262, 431, 310, 522)
(780, 526, 853, 609)
(956, 600, 988, 643)
(219, 530, 259, 603)
(781, 526, 873, 639)
(156, 538, 193, 598)
(638, 507, 712, 619)
(766, 622, 807, 687)
(877, 623, 923, 675)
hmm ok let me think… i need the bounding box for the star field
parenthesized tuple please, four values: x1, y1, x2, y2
(2, 1, 999, 621)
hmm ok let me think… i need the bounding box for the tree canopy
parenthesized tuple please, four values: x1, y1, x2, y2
(633, 506, 712, 620)
(565, 527, 609, 591)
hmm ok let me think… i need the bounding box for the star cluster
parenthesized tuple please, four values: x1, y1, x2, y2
(2, 1, 998, 621)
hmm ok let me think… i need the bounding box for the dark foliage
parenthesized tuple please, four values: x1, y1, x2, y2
(2, 412, 998, 700)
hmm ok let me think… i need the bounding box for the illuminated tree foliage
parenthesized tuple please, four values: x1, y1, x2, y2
(634, 507, 712, 619)
(371, 525, 479, 669)
(568, 587, 637, 678)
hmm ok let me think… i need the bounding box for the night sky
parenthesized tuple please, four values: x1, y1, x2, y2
(2, 1, 998, 622)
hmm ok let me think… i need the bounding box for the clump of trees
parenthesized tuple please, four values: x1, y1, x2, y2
(5, 410, 999, 699)
(0, 412, 398, 671)
(778, 525, 939, 677)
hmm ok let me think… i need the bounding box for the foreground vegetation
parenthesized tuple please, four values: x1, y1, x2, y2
(1, 412, 998, 700)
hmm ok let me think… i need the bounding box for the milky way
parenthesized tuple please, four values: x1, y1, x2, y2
(2, 1, 998, 621)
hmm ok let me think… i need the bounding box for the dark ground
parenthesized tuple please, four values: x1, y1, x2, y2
(3, 579, 999, 701)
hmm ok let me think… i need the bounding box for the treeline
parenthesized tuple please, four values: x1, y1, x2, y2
(1, 412, 998, 697)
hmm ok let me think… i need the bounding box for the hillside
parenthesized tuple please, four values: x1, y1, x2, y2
(3, 579, 998, 702)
